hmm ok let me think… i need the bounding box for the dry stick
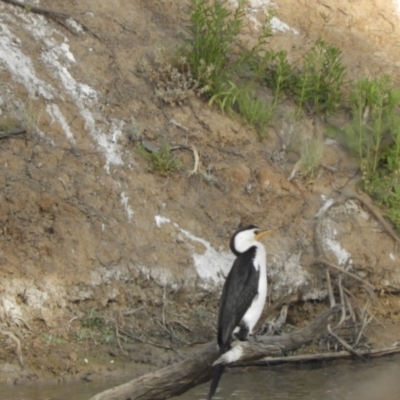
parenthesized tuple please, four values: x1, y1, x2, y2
(342, 288, 358, 324)
(327, 324, 365, 361)
(188, 143, 200, 176)
(334, 275, 347, 329)
(170, 144, 200, 176)
(258, 293, 297, 333)
(314, 258, 375, 290)
(168, 320, 193, 332)
(353, 300, 373, 347)
(162, 286, 167, 329)
(118, 328, 174, 352)
(314, 194, 382, 354)
(122, 307, 145, 316)
(114, 323, 128, 357)
(340, 190, 400, 245)
(89, 307, 339, 400)
(14, 316, 32, 331)
(0, 328, 24, 367)
(354, 314, 373, 347)
(265, 304, 289, 335)
(314, 207, 336, 307)
(0, 128, 26, 139)
(249, 344, 400, 366)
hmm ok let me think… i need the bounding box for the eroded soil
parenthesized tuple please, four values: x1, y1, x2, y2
(0, 0, 400, 388)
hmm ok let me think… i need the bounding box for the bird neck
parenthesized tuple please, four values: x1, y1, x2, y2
(231, 237, 258, 256)
(253, 243, 267, 272)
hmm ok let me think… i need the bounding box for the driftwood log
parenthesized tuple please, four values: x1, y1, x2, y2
(89, 306, 339, 400)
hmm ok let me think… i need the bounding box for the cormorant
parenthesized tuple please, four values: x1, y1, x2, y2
(207, 225, 270, 400)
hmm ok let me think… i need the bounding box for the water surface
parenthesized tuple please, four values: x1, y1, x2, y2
(2, 356, 400, 400)
(177, 355, 400, 400)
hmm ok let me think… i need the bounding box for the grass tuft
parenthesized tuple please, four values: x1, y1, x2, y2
(137, 144, 181, 176)
(291, 39, 346, 116)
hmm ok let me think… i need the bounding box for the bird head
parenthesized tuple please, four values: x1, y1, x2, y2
(229, 225, 272, 255)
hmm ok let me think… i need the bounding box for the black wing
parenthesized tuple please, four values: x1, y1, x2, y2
(217, 247, 259, 350)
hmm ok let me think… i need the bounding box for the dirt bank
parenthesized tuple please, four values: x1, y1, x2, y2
(0, 0, 400, 387)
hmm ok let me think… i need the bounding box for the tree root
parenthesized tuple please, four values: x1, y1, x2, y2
(312, 190, 384, 356)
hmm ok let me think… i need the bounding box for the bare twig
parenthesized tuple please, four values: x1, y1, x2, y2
(334, 275, 347, 329)
(115, 324, 128, 356)
(162, 286, 167, 328)
(188, 143, 200, 176)
(118, 328, 175, 351)
(0, 128, 26, 139)
(327, 324, 365, 361)
(169, 118, 189, 132)
(122, 307, 145, 316)
(170, 143, 200, 176)
(343, 289, 357, 324)
(167, 320, 192, 332)
(340, 190, 400, 244)
(314, 203, 336, 307)
(264, 305, 289, 335)
(14, 316, 32, 331)
(314, 258, 375, 290)
(63, 316, 81, 327)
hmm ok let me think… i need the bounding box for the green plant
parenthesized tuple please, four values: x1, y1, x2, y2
(291, 39, 346, 115)
(338, 74, 400, 230)
(264, 49, 293, 105)
(298, 135, 323, 178)
(43, 334, 64, 345)
(208, 80, 242, 114)
(208, 81, 273, 136)
(184, 0, 245, 88)
(76, 308, 116, 346)
(80, 307, 104, 328)
(182, 0, 274, 137)
(236, 89, 273, 138)
(137, 144, 180, 176)
(347, 75, 400, 174)
(0, 120, 16, 132)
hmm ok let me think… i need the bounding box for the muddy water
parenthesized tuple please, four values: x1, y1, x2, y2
(179, 356, 400, 400)
(2, 356, 400, 400)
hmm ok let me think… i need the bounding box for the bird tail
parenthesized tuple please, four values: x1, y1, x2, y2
(207, 363, 226, 400)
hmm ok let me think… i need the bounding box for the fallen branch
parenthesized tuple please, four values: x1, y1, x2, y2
(89, 306, 339, 400)
(247, 342, 400, 366)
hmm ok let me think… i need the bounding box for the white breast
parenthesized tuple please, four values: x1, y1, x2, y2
(241, 244, 267, 334)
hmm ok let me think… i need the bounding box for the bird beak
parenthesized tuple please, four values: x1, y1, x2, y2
(255, 229, 273, 240)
